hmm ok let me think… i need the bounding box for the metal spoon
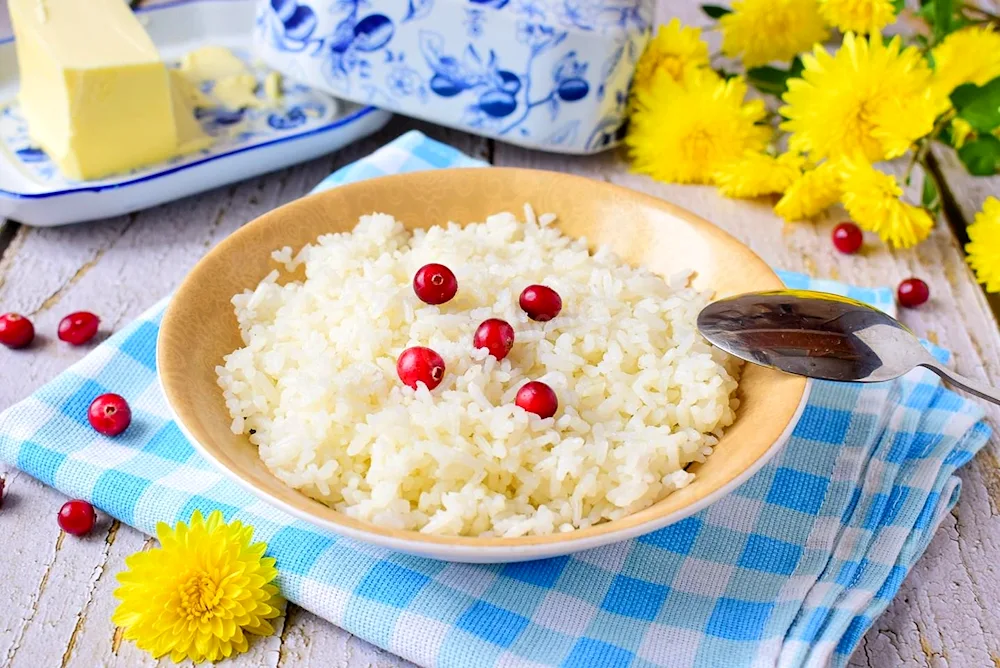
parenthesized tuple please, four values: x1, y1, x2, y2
(697, 289, 1000, 406)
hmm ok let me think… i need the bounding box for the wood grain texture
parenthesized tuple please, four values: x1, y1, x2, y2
(1, 0, 999, 663)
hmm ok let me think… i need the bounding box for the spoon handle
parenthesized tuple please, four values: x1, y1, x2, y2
(920, 361, 1000, 407)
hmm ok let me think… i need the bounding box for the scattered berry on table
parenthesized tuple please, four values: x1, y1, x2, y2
(0, 312, 35, 349)
(515, 381, 558, 419)
(519, 285, 562, 322)
(58, 499, 96, 536)
(832, 222, 863, 254)
(413, 264, 458, 305)
(397, 346, 446, 390)
(58, 311, 100, 345)
(88, 393, 132, 436)
(897, 278, 930, 308)
(474, 319, 515, 361)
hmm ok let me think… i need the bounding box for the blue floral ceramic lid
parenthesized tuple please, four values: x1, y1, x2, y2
(256, 0, 654, 153)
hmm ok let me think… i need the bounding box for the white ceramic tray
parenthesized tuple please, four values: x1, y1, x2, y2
(0, 0, 392, 227)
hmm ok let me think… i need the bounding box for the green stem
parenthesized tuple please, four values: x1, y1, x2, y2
(905, 111, 955, 186)
(904, 142, 930, 186)
(920, 156, 945, 214)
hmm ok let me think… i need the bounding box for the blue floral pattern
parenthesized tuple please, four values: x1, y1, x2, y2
(254, 0, 651, 153)
(0, 51, 339, 186)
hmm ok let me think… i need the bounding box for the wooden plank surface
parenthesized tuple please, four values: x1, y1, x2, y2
(2, 3, 999, 667)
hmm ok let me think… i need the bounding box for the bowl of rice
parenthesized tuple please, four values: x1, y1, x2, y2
(158, 168, 809, 562)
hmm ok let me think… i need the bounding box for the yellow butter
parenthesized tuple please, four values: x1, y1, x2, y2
(213, 74, 267, 110)
(264, 72, 283, 103)
(179, 46, 249, 81)
(170, 69, 215, 110)
(168, 71, 214, 155)
(179, 46, 271, 110)
(10, 0, 209, 180)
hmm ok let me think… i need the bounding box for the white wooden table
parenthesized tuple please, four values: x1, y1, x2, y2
(2, 7, 1000, 668)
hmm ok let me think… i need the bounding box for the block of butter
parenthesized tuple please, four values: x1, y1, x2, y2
(10, 0, 209, 180)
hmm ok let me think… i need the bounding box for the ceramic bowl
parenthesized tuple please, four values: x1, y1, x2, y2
(158, 168, 809, 563)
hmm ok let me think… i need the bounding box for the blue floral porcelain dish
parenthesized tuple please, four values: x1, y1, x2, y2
(0, 0, 391, 226)
(254, 0, 652, 153)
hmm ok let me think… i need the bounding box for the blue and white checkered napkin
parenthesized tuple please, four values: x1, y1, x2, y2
(0, 131, 990, 668)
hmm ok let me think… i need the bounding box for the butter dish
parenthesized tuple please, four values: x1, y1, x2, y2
(254, 0, 652, 154)
(0, 0, 391, 227)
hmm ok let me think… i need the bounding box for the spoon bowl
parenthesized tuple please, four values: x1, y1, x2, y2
(698, 290, 1000, 406)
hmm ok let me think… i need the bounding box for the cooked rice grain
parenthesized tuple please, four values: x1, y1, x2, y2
(217, 208, 740, 537)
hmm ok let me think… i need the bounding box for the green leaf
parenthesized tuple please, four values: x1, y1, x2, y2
(950, 77, 1000, 133)
(701, 4, 732, 18)
(789, 56, 805, 80)
(934, 0, 952, 41)
(746, 66, 792, 96)
(892, 0, 906, 13)
(921, 173, 940, 212)
(957, 134, 1000, 176)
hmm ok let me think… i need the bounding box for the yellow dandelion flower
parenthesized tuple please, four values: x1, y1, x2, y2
(966, 196, 1000, 293)
(781, 33, 948, 163)
(714, 151, 807, 198)
(931, 26, 1000, 97)
(721, 0, 829, 68)
(951, 118, 975, 149)
(113, 510, 283, 664)
(633, 19, 711, 92)
(774, 161, 843, 221)
(818, 0, 896, 34)
(840, 161, 933, 248)
(627, 70, 769, 185)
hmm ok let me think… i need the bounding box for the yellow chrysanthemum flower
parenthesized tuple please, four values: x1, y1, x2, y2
(627, 70, 769, 185)
(714, 151, 807, 198)
(840, 161, 933, 248)
(113, 510, 282, 664)
(818, 0, 896, 34)
(721, 0, 829, 67)
(633, 19, 711, 91)
(782, 33, 948, 163)
(931, 26, 1000, 97)
(966, 196, 1000, 293)
(774, 161, 843, 221)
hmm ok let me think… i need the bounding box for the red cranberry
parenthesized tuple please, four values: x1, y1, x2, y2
(58, 499, 96, 536)
(88, 393, 132, 436)
(0, 312, 35, 349)
(474, 319, 515, 361)
(832, 222, 863, 254)
(58, 311, 100, 345)
(515, 381, 558, 419)
(519, 285, 562, 322)
(897, 278, 930, 308)
(0, 477, 5, 510)
(397, 346, 446, 390)
(413, 264, 458, 305)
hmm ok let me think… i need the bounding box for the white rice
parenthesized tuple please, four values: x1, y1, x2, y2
(217, 207, 741, 537)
